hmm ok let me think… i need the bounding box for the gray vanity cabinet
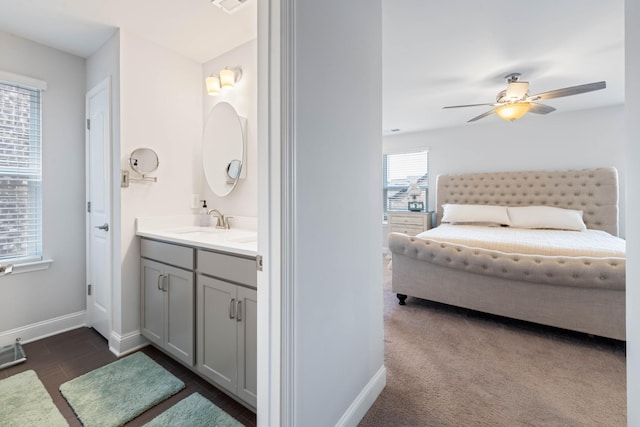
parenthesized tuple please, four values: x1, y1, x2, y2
(196, 250, 257, 408)
(140, 238, 195, 366)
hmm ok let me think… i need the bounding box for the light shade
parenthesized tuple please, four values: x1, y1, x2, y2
(206, 76, 221, 96)
(407, 182, 422, 198)
(495, 103, 531, 121)
(220, 68, 236, 89)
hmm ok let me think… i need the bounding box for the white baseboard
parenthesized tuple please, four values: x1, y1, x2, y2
(335, 365, 387, 427)
(0, 311, 87, 346)
(108, 330, 149, 357)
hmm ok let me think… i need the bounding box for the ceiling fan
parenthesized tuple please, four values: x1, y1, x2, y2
(443, 73, 606, 122)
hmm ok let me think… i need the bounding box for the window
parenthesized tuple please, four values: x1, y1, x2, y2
(383, 151, 428, 217)
(0, 80, 42, 263)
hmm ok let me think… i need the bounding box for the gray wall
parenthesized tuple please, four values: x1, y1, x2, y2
(625, 0, 639, 423)
(290, 1, 385, 425)
(0, 31, 86, 337)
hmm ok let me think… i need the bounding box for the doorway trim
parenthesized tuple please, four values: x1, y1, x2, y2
(257, 0, 295, 425)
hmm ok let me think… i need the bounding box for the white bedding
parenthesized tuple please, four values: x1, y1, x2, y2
(415, 224, 625, 258)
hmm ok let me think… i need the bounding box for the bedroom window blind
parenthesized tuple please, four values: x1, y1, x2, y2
(0, 81, 42, 262)
(383, 151, 428, 216)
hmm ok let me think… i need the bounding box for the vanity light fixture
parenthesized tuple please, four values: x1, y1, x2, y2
(205, 67, 242, 95)
(206, 75, 221, 96)
(220, 67, 242, 89)
(495, 102, 531, 121)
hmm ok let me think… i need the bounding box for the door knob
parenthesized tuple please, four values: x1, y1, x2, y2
(95, 223, 109, 231)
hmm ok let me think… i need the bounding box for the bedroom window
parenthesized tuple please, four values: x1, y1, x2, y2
(383, 151, 428, 217)
(0, 80, 43, 263)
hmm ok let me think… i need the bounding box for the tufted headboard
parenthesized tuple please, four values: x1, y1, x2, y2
(435, 167, 619, 236)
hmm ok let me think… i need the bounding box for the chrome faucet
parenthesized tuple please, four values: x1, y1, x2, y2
(207, 209, 231, 229)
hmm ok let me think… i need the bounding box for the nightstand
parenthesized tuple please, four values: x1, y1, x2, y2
(387, 211, 432, 236)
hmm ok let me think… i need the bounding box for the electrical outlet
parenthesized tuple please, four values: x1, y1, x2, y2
(191, 194, 200, 209)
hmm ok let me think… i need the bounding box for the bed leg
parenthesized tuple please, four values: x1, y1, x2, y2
(397, 294, 407, 305)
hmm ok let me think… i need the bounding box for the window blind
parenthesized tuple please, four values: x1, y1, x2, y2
(383, 151, 428, 214)
(0, 81, 42, 262)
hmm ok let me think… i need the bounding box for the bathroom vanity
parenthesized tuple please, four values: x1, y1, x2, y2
(137, 217, 257, 410)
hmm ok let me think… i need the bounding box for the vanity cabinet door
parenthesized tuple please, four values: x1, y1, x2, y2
(141, 259, 164, 346)
(237, 286, 257, 408)
(197, 275, 239, 394)
(164, 264, 194, 366)
(197, 274, 257, 408)
(140, 258, 194, 366)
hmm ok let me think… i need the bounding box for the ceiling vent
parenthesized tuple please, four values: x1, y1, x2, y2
(211, 0, 249, 14)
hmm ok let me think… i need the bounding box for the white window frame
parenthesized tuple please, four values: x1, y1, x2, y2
(383, 150, 429, 219)
(0, 71, 51, 274)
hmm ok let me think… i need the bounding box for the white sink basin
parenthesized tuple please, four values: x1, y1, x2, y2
(167, 226, 225, 236)
(225, 235, 257, 243)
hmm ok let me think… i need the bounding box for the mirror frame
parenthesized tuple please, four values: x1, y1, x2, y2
(129, 148, 159, 175)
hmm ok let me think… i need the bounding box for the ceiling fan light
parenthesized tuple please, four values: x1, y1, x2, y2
(496, 103, 531, 121)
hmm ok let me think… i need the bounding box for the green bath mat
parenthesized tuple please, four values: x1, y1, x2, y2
(144, 392, 244, 427)
(60, 351, 184, 427)
(0, 370, 67, 427)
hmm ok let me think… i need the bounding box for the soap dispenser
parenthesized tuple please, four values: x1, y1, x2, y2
(199, 200, 210, 226)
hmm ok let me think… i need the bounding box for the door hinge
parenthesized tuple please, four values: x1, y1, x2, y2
(87, 201, 91, 213)
(87, 284, 92, 296)
(256, 254, 263, 272)
(86, 118, 90, 130)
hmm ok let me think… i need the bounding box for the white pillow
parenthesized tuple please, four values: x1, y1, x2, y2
(441, 204, 511, 226)
(507, 206, 587, 231)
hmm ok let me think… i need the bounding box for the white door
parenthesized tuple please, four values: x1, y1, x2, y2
(86, 78, 112, 339)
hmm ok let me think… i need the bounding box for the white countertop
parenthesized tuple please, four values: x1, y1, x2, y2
(136, 215, 258, 257)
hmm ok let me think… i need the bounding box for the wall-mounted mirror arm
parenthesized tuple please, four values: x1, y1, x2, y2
(121, 170, 158, 188)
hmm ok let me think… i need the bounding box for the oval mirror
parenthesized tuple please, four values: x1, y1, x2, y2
(130, 148, 159, 175)
(203, 102, 245, 197)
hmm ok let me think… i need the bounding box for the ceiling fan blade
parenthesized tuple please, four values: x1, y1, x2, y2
(468, 109, 497, 122)
(528, 103, 556, 115)
(443, 103, 497, 109)
(528, 81, 606, 101)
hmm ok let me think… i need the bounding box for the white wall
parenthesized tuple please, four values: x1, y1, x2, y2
(201, 39, 258, 218)
(625, 0, 639, 423)
(117, 29, 202, 342)
(0, 31, 86, 340)
(289, 1, 385, 425)
(384, 105, 627, 236)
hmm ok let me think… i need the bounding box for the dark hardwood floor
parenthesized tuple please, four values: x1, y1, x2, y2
(0, 327, 256, 427)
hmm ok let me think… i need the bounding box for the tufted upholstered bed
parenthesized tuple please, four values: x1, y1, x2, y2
(388, 167, 626, 340)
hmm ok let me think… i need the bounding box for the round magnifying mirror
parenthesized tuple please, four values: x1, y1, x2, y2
(226, 159, 242, 184)
(130, 148, 159, 175)
(203, 102, 245, 197)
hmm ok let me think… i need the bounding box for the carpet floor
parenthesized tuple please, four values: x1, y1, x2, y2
(359, 258, 626, 427)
